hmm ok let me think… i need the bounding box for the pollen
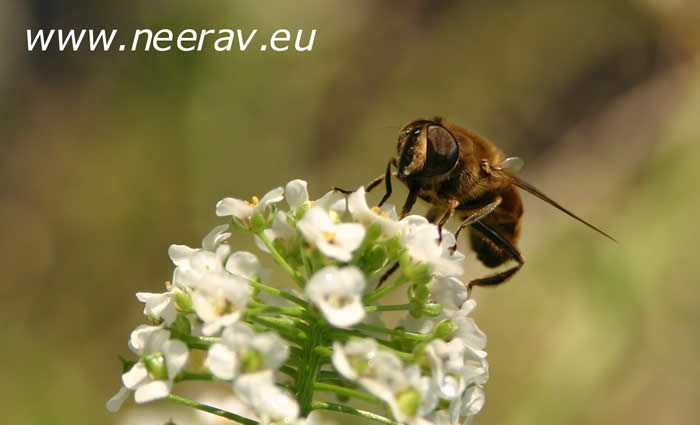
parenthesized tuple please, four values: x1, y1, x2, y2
(322, 230, 337, 243)
(371, 206, 390, 218)
(244, 196, 261, 207)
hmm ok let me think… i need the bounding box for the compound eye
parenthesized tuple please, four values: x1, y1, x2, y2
(423, 125, 459, 176)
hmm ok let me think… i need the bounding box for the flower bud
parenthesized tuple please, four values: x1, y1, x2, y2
(363, 244, 386, 273)
(384, 235, 402, 259)
(172, 314, 191, 336)
(241, 350, 264, 373)
(396, 388, 421, 417)
(173, 288, 193, 313)
(143, 352, 168, 380)
(295, 202, 311, 219)
(433, 318, 457, 340)
(250, 213, 267, 234)
(364, 222, 383, 243)
(422, 303, 443, 317)
(408, 283, 430, 304)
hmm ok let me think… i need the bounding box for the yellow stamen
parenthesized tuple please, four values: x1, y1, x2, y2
(322, 231, 336, 243)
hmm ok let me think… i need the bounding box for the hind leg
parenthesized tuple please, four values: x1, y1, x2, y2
(466, 221, 525, 297)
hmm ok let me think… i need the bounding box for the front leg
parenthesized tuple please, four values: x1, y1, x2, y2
(377, 158, 397, 207)
(434, 199, 459, 243)
(332, 158, 396, 203)
(399, 186, 419, 219)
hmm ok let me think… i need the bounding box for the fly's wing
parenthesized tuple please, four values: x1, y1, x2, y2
(495, 157, 617, 242)
(500, 156, 524, 174)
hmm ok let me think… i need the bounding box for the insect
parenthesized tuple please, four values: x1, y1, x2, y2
(335, 117, 615, 293)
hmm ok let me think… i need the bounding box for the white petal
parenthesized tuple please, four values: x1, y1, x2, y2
(234, 371, 299, 420)
(331, 342, 357, 380)
(134, 380, 171, 404)
(207, 342, 239, 380)
(430, 276, 468, 313)
(306, 266, 366, 328)
(164, 339, 189, 379)
(147, 329, 171, 354)
(251, 332, 289, 369)
(331, 339, 378, 380)
(201, 224, 231, 251)
(257, 187, 285, 211)
(106, 386, 130, 412)
(316, 241, 353, 262)
(225, 251, 261, 280)
(333, 223, 366, 252)
(285, 179, 309, 210)
(136, 292, 177, 326)
(315, 190, 346, 214)
(168, 244, 196, 267)
(128, 324, 163, 354)
(461, 385, 485, 417)
(122, 362, 148, 389)
(347, 186, 370, 215)
(216, 197, 253, 219)
(201, 313, 240, 336)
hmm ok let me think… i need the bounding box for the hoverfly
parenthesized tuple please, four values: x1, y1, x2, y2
(336, 117, 615, 293)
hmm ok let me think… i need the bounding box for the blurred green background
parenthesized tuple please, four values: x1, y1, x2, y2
(2, 1, 699, 424)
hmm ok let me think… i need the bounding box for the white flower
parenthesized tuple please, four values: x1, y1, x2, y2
(135, 290, 177, 326)
(286, 179, 346, 215)
(234, 370, 299, 421)
(424, 337, 488, 404)
(401, 216, 464, 276)
(331, 339, 378, 380)
(120, 327, 189, 405)
(306, 266, 366, 328)
(216, 187, 284, 226)
(348, 186, 402, 237)
(207, 323, 288, 380)
(332, 339, 438, 424)
(168, 235, 258, 336)
(298, 206, 365, 262)
(449, 385, 485, 425)
(176, 250, 251, 336)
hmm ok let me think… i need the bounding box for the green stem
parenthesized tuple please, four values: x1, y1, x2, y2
(247, 316, 308, 344)
(173, 334, 220, 350)
(312, 345, 332, 358)
(356, 323, 434, 342)
(296, 322, 325, 416)
(311, 401, 399, 425)
(364, 303, 412, 313)
(327, 330, 415, 362)
(363, 275, 409, 304)
(167, 394, 258, 425)
(257, 231, 306, 288)
(313, 382, 382, 405)
(247, 279, 309, 308)
(296, 228, 314, 279)
(246, 303, 309, 318)
(175, 371, 224, 383)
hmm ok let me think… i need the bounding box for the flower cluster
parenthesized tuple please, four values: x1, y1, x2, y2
(108, 179, 489, 425)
